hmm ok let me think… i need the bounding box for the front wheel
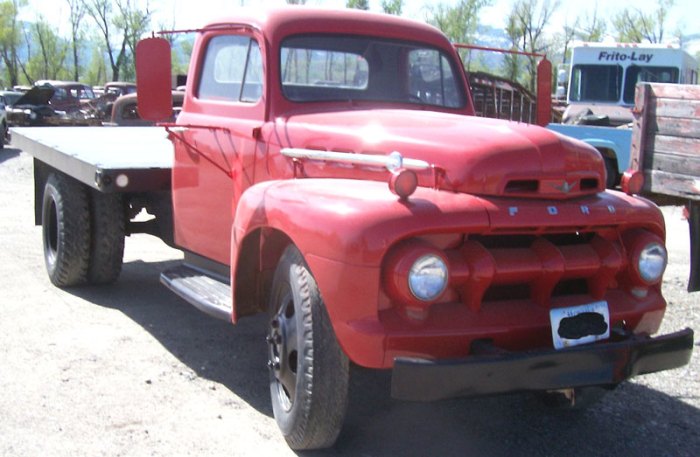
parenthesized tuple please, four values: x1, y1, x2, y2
(267, 246, 349, 450)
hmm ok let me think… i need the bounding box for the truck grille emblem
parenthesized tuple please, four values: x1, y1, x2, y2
(553, 181, 575, 193)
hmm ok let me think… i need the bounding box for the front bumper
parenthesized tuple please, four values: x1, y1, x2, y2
(391, 328, 694, 401)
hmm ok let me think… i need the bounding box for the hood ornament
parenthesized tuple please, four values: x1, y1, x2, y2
(553, 181, 576, 193)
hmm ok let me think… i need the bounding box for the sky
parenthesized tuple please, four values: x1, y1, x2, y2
(23, 0, 700, 42)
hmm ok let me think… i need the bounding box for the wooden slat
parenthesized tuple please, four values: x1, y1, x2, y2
(649, 116, 700, 139)
(648, 97, 700, 119)
(645, 151, 700, 176)
(644, 169, 700, 201)
(648, 83, 700, 100)
(645, 134, 700, 157)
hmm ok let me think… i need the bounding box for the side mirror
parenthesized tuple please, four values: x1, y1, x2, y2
(136, 37, 173, 122)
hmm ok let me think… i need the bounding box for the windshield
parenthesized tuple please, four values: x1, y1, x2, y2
(570, 63, 682, 105)
(280, 35, 466, 109)
(623, 65, 679, 103)
(570, 64, 623, 103)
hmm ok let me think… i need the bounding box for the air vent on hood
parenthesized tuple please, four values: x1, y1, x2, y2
(503, 176, 601, 199)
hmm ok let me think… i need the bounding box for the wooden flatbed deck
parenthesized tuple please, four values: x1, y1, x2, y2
(11, 126, 173, 193)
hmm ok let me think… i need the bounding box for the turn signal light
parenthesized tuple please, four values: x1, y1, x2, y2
(389, 169, 418, 200)
(621, 170, 644, 195)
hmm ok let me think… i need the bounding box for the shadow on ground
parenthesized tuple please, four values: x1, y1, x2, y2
(0, 147, 20, 164)
(70, 257, 699, 457)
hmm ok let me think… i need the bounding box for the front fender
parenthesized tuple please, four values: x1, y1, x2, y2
(232, 178, 491, 267)
(229, 178, 491, 366)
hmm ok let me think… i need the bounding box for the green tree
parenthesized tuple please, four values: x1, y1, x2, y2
(83, 38, 107, 85)
(0, 0, 27, 87)
(346, 0, 369, 10)
(505, 0, 559, 92)
(612, 0, 675, 43)
(25, 17, 70, 82)
(83, 0, 151, 82)
(578, 5, 607, 42)
(115, 0, 152, 81)
(427, 0, 493, 70)
(428, 0, 493, 44)
(381, 0, 403, 15)
(66, 0, 86, 82)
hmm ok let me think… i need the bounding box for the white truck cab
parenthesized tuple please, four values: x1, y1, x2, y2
(561, 43, 698, 125)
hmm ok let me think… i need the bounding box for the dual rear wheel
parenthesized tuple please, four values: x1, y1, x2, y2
(42, 172, 125, 287)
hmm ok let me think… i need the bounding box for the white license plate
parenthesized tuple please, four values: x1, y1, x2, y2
(550, 301, 610, 350)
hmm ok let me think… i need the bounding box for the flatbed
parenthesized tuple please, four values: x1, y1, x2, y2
(11, 126, 172, 193)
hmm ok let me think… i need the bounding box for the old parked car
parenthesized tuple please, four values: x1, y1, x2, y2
(1, 90, 25, 146)
(104, 91, 184, 126)
(0, 96, 6, 149)
(6, 84, 100, 127)
(97, 81, 138, 119)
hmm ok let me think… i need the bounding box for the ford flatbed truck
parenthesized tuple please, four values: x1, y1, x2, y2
(11, 8, 693, 450)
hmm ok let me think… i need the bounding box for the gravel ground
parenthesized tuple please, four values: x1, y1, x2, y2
(1, 145, 698, 457)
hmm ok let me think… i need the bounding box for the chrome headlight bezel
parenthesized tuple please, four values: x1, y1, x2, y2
(408, 254, 449, 301)
(637, 242, 667, 284)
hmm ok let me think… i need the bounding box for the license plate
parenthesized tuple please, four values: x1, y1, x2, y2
(550, 301, 610, 349)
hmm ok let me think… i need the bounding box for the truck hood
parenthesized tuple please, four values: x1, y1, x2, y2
(276, 109, 606, 199)
(13, 86, 55, 107)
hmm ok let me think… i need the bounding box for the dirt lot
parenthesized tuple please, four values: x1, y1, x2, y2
(1, 145, 698, 457)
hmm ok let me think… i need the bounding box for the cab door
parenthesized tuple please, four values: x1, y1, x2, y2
(172, 32, 266, 265)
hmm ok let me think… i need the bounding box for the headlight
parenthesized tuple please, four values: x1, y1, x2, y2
(408, 254, 448, 301)
(638, 242, 667, 283)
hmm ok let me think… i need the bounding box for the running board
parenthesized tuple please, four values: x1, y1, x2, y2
(161, 265, 232, 321)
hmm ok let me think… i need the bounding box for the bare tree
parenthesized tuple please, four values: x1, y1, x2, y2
(66, 0, 86, 81)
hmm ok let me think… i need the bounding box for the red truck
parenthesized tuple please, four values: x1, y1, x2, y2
(12, 8, 693, 451)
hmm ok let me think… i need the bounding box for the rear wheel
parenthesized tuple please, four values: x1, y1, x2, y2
(87, 189, 125, 284)
(42, 173, 91, 287)
(1, 121, 6, 149)
(267, 245, 349, 450)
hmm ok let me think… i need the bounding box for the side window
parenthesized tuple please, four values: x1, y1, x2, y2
(198, 35, 263, 103)
(408, 50, 462, 108)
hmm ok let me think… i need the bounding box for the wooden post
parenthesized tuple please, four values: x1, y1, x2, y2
(536, 58, 552, 126)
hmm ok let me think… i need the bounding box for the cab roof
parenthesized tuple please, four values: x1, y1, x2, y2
(202, 7, 452, 50)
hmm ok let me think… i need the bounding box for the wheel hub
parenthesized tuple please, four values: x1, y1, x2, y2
(267, 300, 298, 412)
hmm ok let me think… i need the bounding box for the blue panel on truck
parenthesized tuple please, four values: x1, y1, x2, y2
(547, 123, 633, 174)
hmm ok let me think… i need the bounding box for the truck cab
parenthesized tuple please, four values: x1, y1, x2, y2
(549, 43, 698, 188)
(562, 43, 698, 126)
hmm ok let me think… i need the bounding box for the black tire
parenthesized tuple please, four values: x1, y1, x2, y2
(267, 245, 349, 450)
(88, 189, 125, 284)
(604, 157, 618, 189)
(42, 173, 91, 287)
(1, 121, 6, 149)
